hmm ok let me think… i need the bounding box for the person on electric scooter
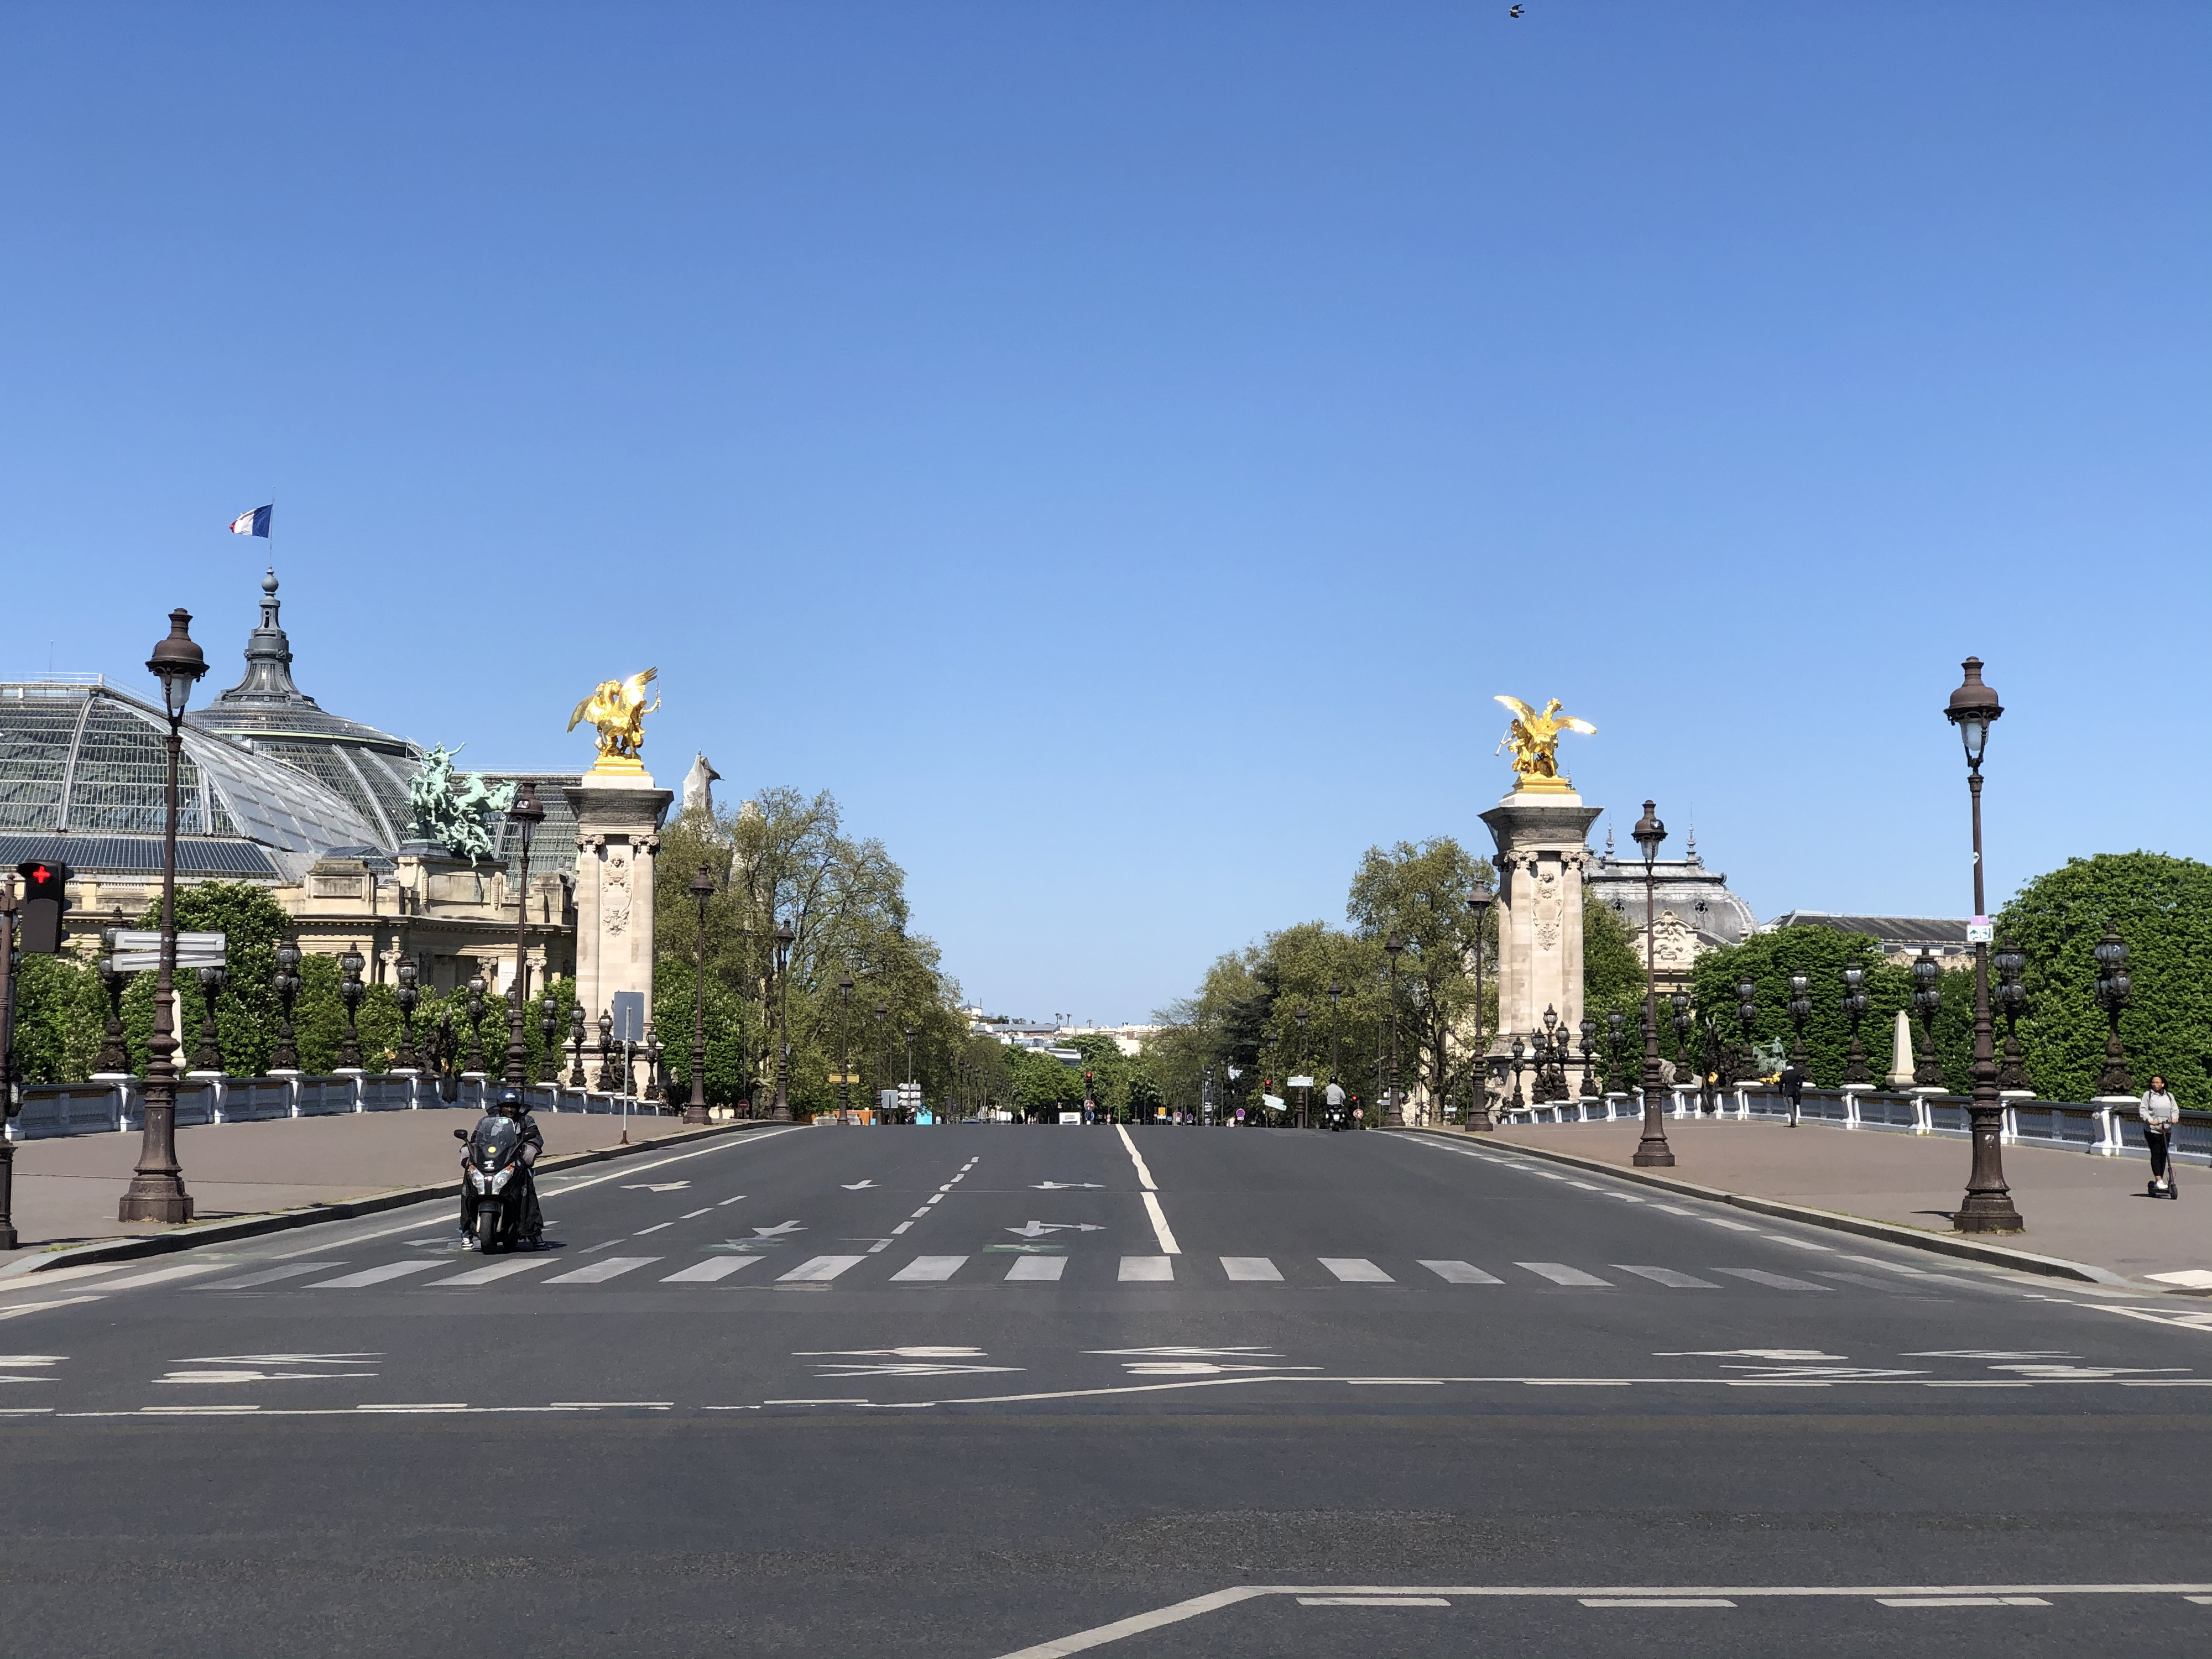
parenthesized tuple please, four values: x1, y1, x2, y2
(2140, 1076, 2180, 1199)
(458, 1088, 546, 1248)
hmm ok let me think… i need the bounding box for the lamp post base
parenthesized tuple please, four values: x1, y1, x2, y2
(1631, 1143, 1676, 1168)
(682, 1103, 711, 1126)
(118, 1176, 194, 1224)
(1953, 1193, 2024, 1233)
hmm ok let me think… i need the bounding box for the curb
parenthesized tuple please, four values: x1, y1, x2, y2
(0, 1119, 774, 1281)
(1398, 1126, 2135, 1288)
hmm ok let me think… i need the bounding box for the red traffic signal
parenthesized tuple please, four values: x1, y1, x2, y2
(16, 860, 72, 954)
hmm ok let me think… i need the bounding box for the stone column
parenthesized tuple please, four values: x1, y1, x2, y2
(1480, 789, 1602, 1061)
(566, 771, 672, 1031)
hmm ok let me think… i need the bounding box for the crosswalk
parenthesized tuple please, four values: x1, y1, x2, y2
(180, 1252, 1861, 1294)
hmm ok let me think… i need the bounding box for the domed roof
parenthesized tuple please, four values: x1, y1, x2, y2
(0, 676, 382, 882)
(185, 571, 422, 847)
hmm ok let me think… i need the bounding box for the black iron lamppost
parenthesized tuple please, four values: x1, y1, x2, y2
(1670, 989, 1694, 1107)
(1383, 933, 1405, 1126)
(1507, 1036, 1526, 1112)
(190, 964, 227, 1074)
(1465, 878, 1494, 1130)
(596, 1009, 617, 1093)
(1735, 978, 1757, 1067)
(1538, 1004, 1561, 1104)
(1910, 950, 1943, 1088)
(874, 999, 888, 1117)
(1579, 1016, 1598, 1099)
(837, 973, 854, 1124)
(95, 934, 130, 1075)
(538, 992, 561, 1086)
(435, 1009, 459, 1102)
(770, 919, 795, 1120)
(463, 974, 487, 1077)
(645, 1026, 662, 1101)
(119, 608, 207, 1224)
(336, 949, 366, 1071)
(567, 1004, 588, 1088)
(2093, 927, 2133, 1098)
(1840, 965, 1871, 1085)
(904, 1024, 916, 1086)
(393, 962, 421, 1072)
(1944, 654, 2021, 1232)
(1994, 936, 2029, 1092)
(1630, 799, 1673, 1166)
(501, 781, 545, 1088)
(1327, 980, 1344, 1100)
(1294, 1004, 1310, 1128)
(685, 863, 716, 1124)
(1786, 973, 1811, 1073)
(1605, 1010, 1627, 1096)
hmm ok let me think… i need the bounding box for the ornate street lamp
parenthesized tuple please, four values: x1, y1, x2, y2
(1383, 933, 1405, 1126)
(1465, 877, 1494, 1131)
(644, 1024, 662, 1101)
(463, 973, 488, 1077)
(685, 862, 717, 1124)
(1735, 978, 1757, 1064)
(1994, 935, 2029, 1092)
(1507, 1035, 1526, 1112)
(837, 972, 854, 1125)
(1786, 972, 1811, 1073)
(567, 1003, 587, 1088)
(393, 961, 421, 1072)
(769, 919, 796, 1120)
(538, 991, 561, 1086)
(1944, 654, 2020, 1230)
(1578, 1016, 1598, 1099)
(119, 608, 207, 1223)
(1840, 964, 1870, 1085)
(1293, 1004, 1310, 1128)
(874, 999, 888, 1118)
(336, 949, 366, 1071)
(500, 781, 545, 1087)
(1604, 1010, 1626, 1096)
(1327, 979, 1344, 1103)
(1630, 799, 1673, 1166)
(2093, 926, 2133, 1098)
(189, 964, 227, 1075)
(595, 1008, 617, 1093)
(1910, 949, 1943, 1088)
(95, 931, 129, 1075)
(435, 1009, 459, 1102)
(1670, 989, 1694, 1107)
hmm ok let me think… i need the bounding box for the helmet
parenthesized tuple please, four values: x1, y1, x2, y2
(495, 1088, 524, 1112)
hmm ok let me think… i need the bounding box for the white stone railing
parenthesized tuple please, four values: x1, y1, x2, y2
(7, 1072, 664, 1141)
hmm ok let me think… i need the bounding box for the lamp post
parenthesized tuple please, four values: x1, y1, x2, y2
(1736, 980, 1757, 1115)
(500, 781, 545, 1088)
(1383, 933, 1405, 1126)
(1630, 800, 1673, 1166)
(685, 863, 716, 1124)
(1841, 966, 1871, 1085)
(1535, 1004, 1557, 1104)
(2093, 926, 2133, 1098)
(95, 933, 129, 1075)
(1786, 972, 1810, 1075)
(1910, 950, 1943, 1089)
(596, 1008, 616, 1093)
(1605, 1010, 1626, 1096)
(837, 973, 854, 1124)
(1670, 989, 1693, 1109)
(393, 962, 421, 1072)
(1327, 980, 1343, 1103)
(1994, 935, 2029, 1092)
(538, 991, 560, 1086)
(874, 999, 888, 1118)
(1508, 1036, 1526, 1112)
(463, 974, 487, 1077)
(1578, 1016, 1597, 1100)
(567, 1003, 587, 1088)
(435, 1009, 458, 1102)
(190, 964, 227, 1074)
(1294, 1004, 1310, 1129)
(769, 919, 795, 1120)
(1944, 654, 2021, 1232)
(337, 949, 366, 1072)
(119, 609, 208, 1223)
(1465, 878, 1494, 1131)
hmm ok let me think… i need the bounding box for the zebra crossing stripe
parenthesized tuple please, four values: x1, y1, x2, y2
(1007, 1257, 1066, 1282)
(661, 1256, 762, 1283)
(1119, 1257, 1173, 1282)
(890, 1256, 968, 1283)
(1518, 1262, 1613, 1287)
(1420, 1260, 1503, 1285)
(432, 1259, 548, 1287)
(776, 1255, 865, 1284)
(193, 1262, 343, 1290)
(1714, 1268, 1831, 1292)
(542, 1256, 662, 1285)
(1613, 1265, 1720, 1289)
(311, 1261, 445, 1289)
(1221, 1258, 1282, 1282)
(1321, 1259, 1393, 1284)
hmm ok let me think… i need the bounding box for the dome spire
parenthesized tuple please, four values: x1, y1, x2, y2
(212, 567, 316, 707)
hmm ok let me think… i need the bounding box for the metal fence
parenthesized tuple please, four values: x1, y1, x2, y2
(7, 1072, 666, 1141)
(1495, 1086, 2211, 1167)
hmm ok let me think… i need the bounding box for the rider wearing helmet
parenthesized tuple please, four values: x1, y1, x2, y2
(458, 1088, 546, 1249)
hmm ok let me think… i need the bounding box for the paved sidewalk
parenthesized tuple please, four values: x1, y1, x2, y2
(1, 1107, 702, 1261)
(1465, 1115, 2210, 1287)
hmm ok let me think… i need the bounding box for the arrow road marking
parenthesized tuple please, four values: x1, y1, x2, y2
(841, 1181, 878, 1190)
(796, 1347, 989, 1358)
(1006, 1221, 1105, 1238)
(1032, 1182, 1103, 1190)
(622, 1182, 691, 1192)
(750, 1222, 806, 1238)
(813, 1363, 1023, 1378)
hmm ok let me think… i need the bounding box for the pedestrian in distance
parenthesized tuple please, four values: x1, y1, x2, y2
(2140, 1076, 2180, 1199)
(1778, 1061, 1804, 1129)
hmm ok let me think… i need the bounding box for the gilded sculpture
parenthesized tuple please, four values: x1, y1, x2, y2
(1494, 695, 1595, 792)
(568, 668, 660, 771)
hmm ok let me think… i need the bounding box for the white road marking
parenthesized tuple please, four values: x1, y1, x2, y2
(621, 1182, 690, 1192)
(1519, 1262, 1612, 1287)
(1700, 1218, 1760, 1232)
(1220, 1258, 1282, 1282)
(1114, 1124, 1160, 1191)
(891, 1256, 968, 1283)
(910, 1209, 932, 1220)
(661, 1256, 761, 1282)
(0, 1296, 103, 1322)
(1141, 1193, 1181, 1255)
(92, 1262, 228, 1291)
(1421, 1261, 1503, 1284)
(1299, 1596, 1449, 1606)
(1007, 1257, 1067, 1282)
(635, 1222, 674, 1235)
(432, 1259, 549, 1287)
(542, 1256, 660, 1285)
(192, 1263, 344, 1290)
(681, 1208, 712, 1218)
(1615, 1266, 1720, 1289)
(1321, 1259, 1392, 1283)
(1714, 1269, 1831, 1292)
(891, 1222, 915, 1234)
(1764, 1234, 1835, 1251)
(842, 1181, 878, 1190)
(1879, 1597, 2049, 1608)
(718, 1195, 747, 1206)
(1582, 1598, 1735, 1608)
(776, 1255, 865, 1284)
(312, 1262, 444, 1289)
(1119, 1257, 1173, 1282)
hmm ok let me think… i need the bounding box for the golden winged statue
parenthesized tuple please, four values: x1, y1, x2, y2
(1495, 695, 1595, 791)
(568, 668, 660, 771)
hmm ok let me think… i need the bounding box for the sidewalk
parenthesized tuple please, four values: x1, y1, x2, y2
(2, 1107, 702, 1262)
(1464, 1116, 2209, 1288)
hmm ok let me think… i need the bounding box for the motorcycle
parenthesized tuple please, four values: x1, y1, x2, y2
(455, 1116, 533, 1251)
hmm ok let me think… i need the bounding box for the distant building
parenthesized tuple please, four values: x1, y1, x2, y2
(1762, 911, 1973, 968)
(969, 1015, 1160, 1058)
(1584, 825, 1757, 993)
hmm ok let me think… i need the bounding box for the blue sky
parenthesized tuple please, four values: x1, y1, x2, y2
(4, 2, 2206, 1024)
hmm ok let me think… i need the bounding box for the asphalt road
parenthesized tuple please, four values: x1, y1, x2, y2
(3, 1119, 2209, 1657)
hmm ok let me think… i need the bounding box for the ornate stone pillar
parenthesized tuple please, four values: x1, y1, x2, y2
(566, 775, 672, 1032)
(1480, 790, 1601, 1062)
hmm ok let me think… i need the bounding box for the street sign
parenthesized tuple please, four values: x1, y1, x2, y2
(1287, 1075, 1314, 1089)
(103, 930, 227, 973)
(609, 991, 646, 1042)
(1966, 917, 1993, 945)
(15, 860, 70, 953)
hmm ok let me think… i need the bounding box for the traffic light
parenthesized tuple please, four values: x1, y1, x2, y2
(16, 860, 71, 954)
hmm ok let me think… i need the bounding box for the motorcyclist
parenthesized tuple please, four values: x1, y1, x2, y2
(458, 1088, 545, 1249)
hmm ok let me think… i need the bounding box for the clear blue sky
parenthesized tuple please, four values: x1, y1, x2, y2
(4, 3, 2206, 1025)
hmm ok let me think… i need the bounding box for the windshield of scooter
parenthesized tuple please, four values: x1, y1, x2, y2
(467, 1115, 520, 1168)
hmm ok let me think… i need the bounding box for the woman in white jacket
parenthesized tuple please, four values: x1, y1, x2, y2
(2140, 1076, 2180, 1198)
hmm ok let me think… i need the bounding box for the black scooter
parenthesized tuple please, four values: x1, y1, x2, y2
(456, 1117, 533, 1251)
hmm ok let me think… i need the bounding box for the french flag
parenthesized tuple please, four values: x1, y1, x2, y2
(228, 504, 273, 538)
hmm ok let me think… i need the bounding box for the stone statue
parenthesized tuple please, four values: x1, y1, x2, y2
(404, 745, 517, 864)
(681, 751, 721, 817)
(568, 668, 660, 769)
(1494, 696, 1596, 790)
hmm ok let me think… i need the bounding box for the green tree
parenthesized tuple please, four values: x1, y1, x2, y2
(1688, 927, 1912, 1088)
(1347, 838, 1494, 1113)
